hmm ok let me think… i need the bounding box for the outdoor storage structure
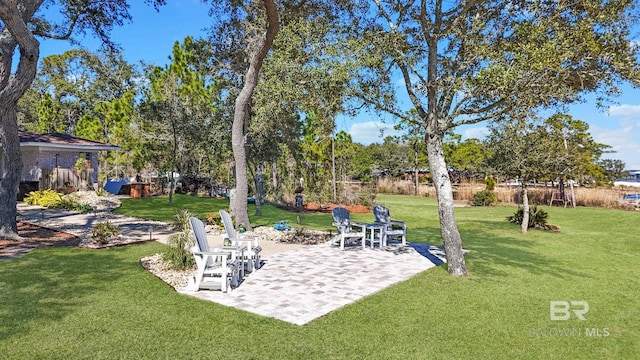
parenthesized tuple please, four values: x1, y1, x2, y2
(130, 183, 151, 198)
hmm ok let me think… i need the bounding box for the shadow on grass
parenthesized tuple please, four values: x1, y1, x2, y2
(409, 221, 589, 279)
(0, 247, 136, 342)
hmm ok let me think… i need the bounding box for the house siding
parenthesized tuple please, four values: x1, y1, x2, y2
(21, 148, 99, 184)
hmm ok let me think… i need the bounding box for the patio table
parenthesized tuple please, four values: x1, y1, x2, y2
(213, 245, 247, 278)
(230, 238, 259, 273)
(364, 223, 384, 249)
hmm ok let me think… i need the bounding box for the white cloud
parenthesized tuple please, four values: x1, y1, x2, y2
(348, 121, 402, 145)
(607, 104, 640, 118)
(461, 126, 489, 140)
(591, 125, 640, 170)
(592, 105, 640, 169)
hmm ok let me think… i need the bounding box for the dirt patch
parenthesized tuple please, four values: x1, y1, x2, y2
(0, 222, 81, 259)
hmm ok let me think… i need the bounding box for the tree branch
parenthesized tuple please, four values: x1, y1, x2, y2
(354, 92, 413, 123)
(32, 14, 79, 40)
(398, 61, 427, 119)
(450, 103, 511, 128)
(0, 0, 42, 104)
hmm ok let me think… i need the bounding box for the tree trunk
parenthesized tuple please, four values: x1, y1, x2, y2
(254, 164, 263, 216)
(569, 179, 576, 208)
(0, 105, 23, 240)
(271, 158, 278, 190)
(426, 131, 468, 276)
(168, 124, 177, 206)
(331, 135, 337, 202)
(414, 146, 419, 196)
(521, 185, 529, 234)
(0, 1, 42, 239)
(421, 9, 467, 276)
(230, 0, 279, 231)
(231, 88, 252, 230)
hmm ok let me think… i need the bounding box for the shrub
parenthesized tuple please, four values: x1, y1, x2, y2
(356, 187, 377, 208)
(92, 221, 119, 244)
(95, 187, 109, 197)
(23, 190, 93, 212)
(163, 231, 195, 270)
(52, 197, 92, 213)
(485, 176, 496, 191)
(24, 190, 64, 207)
(471, 190, 497, 206)
(506, 206, 560, 232)
(163, 209, 197, 269)
(294, 215, 305, 236)
(72, 202, 93, 213)
(206, 212, 222, 226)
(172, 209, 195, 232)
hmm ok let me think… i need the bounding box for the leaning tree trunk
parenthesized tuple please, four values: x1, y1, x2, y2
(229, 0, 279, 231)
(0, 1, 42, 239)
(0, 105, 23, 240)
(521, 184, 530, 234)
(231, 82, 253, 231)
(426, 130, 468, 276)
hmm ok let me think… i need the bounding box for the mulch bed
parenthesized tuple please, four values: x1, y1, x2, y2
(0, 222, 81, 259)
(278, 202, 370, 214)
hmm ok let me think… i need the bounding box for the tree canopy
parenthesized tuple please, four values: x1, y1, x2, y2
(334, 0, 640, 275)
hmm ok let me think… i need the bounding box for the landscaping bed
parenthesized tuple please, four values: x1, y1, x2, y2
(0, 222, 81, 259)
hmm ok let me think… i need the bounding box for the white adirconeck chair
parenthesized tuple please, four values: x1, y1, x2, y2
(373, 205, 407, 246)
(188, 217, 241, 292)
(331, 207, 366, 250)
(219, 210, 262, 272)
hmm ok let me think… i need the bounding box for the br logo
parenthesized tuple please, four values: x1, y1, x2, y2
(550, 300, 589, 321)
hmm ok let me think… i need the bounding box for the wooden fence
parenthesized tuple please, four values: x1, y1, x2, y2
(40, 168, 95, 192)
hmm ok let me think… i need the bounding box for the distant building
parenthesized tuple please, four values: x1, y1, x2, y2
(614, 170, 640, 188)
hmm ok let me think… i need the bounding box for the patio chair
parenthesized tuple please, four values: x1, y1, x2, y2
(188, 217, 241, 292)
(219, 210, 262, 272)
(373, 205, 407, 246)
(331, 207, 366, 250)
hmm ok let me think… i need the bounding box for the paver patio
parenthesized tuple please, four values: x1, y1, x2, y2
(179, 243, 446, 325)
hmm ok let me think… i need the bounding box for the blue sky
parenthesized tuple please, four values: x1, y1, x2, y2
(37, 1, 640, 170)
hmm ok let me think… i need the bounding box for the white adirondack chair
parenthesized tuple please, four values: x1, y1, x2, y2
(331, 207, 366, 250)
(373, 205, 407, 246)
(219, 210, 262, 272)
(188, 217, 241, 292)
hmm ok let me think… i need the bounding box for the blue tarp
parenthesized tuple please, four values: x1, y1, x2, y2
(104, 178, 128, 195)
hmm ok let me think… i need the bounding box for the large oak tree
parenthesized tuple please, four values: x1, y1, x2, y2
(344, 0, 640, 275)
(205, 0, 356, 230)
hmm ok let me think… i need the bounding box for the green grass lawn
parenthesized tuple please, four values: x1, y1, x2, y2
(2, 194, 639, 359)
(113, 193, 338, 230)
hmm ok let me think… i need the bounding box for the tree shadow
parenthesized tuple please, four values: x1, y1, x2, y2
(409, 221, 589, 279)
